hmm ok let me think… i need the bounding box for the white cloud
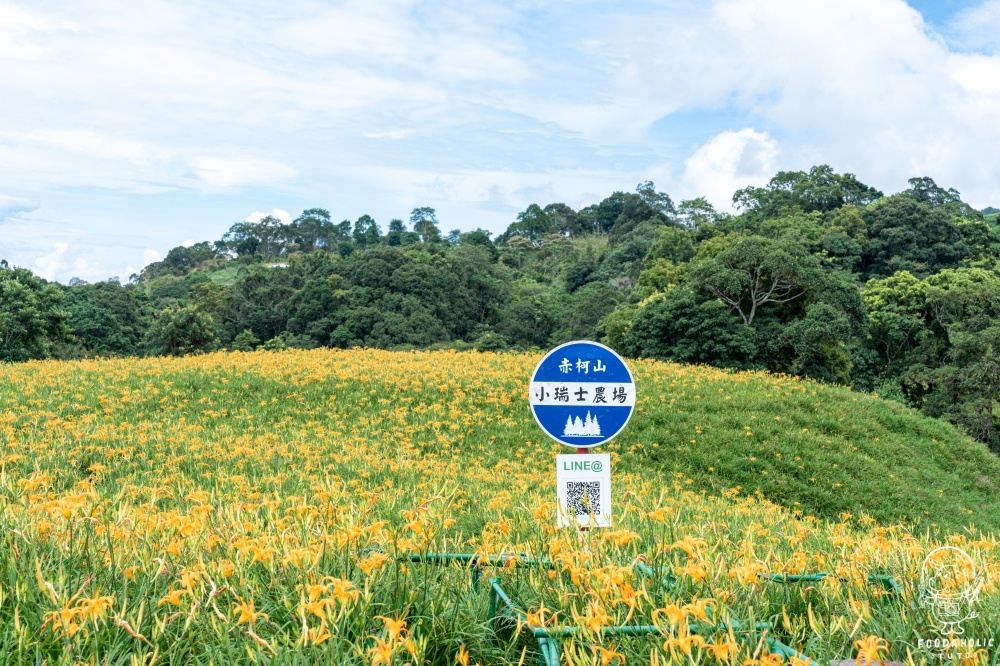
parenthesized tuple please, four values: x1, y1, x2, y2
(682, 129, 780, 210)
(4, 0, 1000, 280)
(270, 2, 419, 61)
(180, 238, 195, 247)
(70, 256, 88, 277)
(0, 4, 78, 60)
(581, 0, 1000, 206)
(363, 129, 413, 140)
(368, 166, 627, 210)
(245, 208, 293, 225)
(0, 194, 39, 219)
(32, 130, 159, 165)
(142, 248, 162, 266)
(0, 4, 77, 33)
(33, 242, 68, 281)
(948, 0, 1000, 52)
(951, 54, 1000, 95)
(194, 157, 296, 187)
(271, 2, 527, 82)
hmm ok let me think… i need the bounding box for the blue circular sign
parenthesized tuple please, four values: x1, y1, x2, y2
(529, 340, 635, 448)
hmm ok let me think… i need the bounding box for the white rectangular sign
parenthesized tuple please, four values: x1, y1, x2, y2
(530, 382, 635, 407)
(556, 453, 611, 528)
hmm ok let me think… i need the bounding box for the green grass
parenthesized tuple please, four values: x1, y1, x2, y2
(0, 349, 998, 664)
(621, 362, 1000, 533)
(205, 266, 240, 285)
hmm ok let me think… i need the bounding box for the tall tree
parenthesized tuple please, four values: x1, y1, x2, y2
(62, 280, 152, 356)
(543, 203, 584, 235)
(218, 216, 291, 258)
(410, 207, 442, 244)
(903, 176, 981, 219)
(677, 197, 721, 230)
(733, 165, 883, 216)
(293, 208, 334, 251)
(622, 287, 757, 368)
(386, 219, 406, 246)
(352, 215, 381, 251)
(143, 305, 219, 357)
(861, 196, 970, 278)
(0, 263, 68, 362)
(864, 268, 1000, 447)
(505, 204, 552, 243)
(635, 181, 676, 219)
(688, 236, 823, 325)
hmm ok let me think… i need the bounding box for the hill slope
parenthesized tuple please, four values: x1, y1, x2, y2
(3, 349, 997, 532)
(622, 362, 1000, 532)
(2, 349, 999, 664)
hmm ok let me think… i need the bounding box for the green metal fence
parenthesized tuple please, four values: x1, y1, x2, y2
(386, 550, 900, 665)
(761, 572, 902, 595)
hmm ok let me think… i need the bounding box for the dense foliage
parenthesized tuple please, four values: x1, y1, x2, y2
(2, 166, 999, 447)
(0, 261, 68, 362)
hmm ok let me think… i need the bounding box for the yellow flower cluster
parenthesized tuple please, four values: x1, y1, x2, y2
(0, 348, 995, 664)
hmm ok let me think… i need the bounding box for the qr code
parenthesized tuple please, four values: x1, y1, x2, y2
(566, 482, 601, 516)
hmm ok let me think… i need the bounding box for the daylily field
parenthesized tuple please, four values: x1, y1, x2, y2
(0, 349, 998, 665)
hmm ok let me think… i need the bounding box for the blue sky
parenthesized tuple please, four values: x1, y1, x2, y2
(1, 0, 999, 282)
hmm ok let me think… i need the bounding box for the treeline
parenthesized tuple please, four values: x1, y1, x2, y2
(2, 167, 999, 448)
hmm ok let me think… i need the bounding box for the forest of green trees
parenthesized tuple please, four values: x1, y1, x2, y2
(3, 166, 1000, 449)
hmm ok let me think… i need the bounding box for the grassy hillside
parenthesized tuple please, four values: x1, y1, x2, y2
(0, 349, 998, 664)
(5, 349, 997, 531)
(619, 363, 1000, 533)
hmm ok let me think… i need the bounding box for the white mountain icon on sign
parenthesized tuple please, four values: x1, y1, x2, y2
(563, 411, 602, 437)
